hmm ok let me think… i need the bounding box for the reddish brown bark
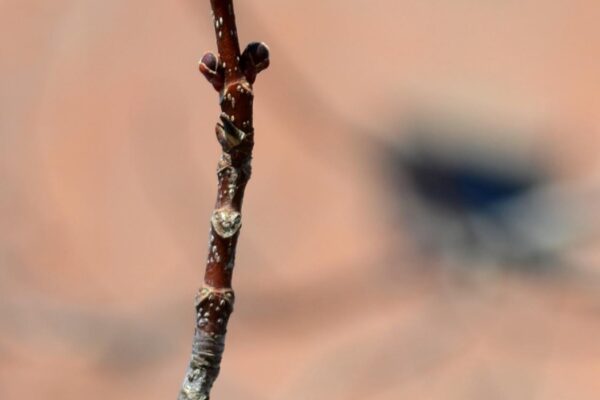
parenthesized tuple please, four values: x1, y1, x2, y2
(178, 1, 269, 399)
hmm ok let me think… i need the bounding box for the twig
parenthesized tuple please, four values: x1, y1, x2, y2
(178, 1, 270, 399)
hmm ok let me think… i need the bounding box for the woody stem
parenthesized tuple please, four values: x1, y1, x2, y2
(177, 1, 270, 399)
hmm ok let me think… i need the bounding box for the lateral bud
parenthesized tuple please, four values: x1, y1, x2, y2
(199, 52, 225, 91)
(241, 42, 270, 83)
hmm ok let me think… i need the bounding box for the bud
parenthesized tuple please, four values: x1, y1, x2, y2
(199, 51, 224, 91)
(241, 42, 270, 83)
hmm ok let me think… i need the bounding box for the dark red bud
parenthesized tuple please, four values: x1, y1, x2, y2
(200, 52, 218, 74)
(199, 51, 224, 91)
(241, 42, 270, 83)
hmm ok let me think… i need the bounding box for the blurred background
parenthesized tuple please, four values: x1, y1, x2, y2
(2, 0, 600, 399)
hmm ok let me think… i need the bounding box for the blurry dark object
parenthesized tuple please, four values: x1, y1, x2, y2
(386, 115, 571, 266)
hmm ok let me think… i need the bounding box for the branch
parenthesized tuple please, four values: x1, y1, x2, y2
(178, 1, 270, 399)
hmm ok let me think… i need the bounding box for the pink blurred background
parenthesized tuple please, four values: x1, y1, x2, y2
(2, 1, 600, 399)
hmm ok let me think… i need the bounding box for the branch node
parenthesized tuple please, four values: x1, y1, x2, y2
(215, 113, 247, 152)
(211, 207, 242, 239)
